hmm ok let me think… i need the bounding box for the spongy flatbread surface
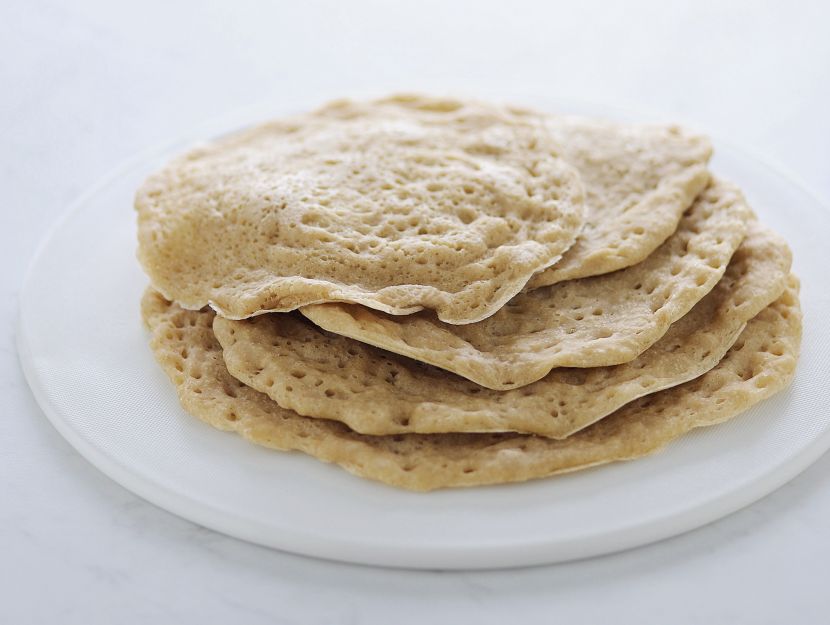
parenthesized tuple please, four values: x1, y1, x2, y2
(301, 178, 752, 389)
(214, 222, 791, 437)
(313, 96, 712, 288)
(136, 97, 585, 324)
(142, 279, 801, 491)
(527, 116, 712, 287)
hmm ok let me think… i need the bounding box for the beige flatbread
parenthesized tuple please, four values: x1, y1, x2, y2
(301, 178, 752, 389)
(214, 222, 791, 437)
(316, 95, 712, 288)
(141, 278, 801, 491)
(527, 115, 712, 288)
(136, 97, 585, 325)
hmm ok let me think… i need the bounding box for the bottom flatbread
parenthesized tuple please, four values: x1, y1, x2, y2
(141, 278, 801, 491)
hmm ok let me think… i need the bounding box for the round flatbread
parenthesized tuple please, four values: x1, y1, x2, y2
(141, 278, 801, 491)
(301, 178, 752, 389)
(527, 115, 712, 287)
(213, 221, 791, 437)
(316, 96, 713, 288)
(136, 97, 585, 324)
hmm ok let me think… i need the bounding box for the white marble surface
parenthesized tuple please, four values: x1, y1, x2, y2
(2, 1, 829, 622)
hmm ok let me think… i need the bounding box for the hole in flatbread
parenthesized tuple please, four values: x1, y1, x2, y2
(456, 208, 476, 224)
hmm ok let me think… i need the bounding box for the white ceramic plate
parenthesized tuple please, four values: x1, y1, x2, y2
(17, 99, 830, 570)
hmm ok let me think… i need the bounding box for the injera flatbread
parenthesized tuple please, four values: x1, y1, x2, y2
(214, 222, 791, 437)
(136, 97, 585, 325)
(527, 115, 711, 287)
(141, 278, 801, 491)
(301, 178, 752, 389)
(317, 95, 712, 288)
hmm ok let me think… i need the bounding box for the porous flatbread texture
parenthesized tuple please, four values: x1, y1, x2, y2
(527, 116, 712, 288)
(301, 178, 753, 389)
(214, 222, 791, 437)
(310, 95, 713, 288)
(136, 97, 585, 325)
(141, 278, 801, 491)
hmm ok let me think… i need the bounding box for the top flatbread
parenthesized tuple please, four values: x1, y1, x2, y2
(527, 115, 712, 287)
(213, 221, 791, 437)
(136, 97, 585, 324)
(301, 178, 752, 389)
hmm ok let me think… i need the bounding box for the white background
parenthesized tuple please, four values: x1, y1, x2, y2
(2, 1, 829, 622)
